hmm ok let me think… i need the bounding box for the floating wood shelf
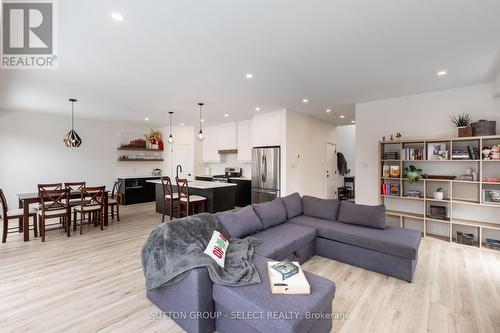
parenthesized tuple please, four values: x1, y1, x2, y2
(380, 134, 500, 251)
(117, 147, 163, 152)
(117, 158, 164, 162)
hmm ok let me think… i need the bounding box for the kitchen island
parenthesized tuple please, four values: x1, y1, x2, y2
(147, 180, 237, 214)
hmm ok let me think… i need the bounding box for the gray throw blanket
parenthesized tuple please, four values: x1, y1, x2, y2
(141, 213, 261, 291)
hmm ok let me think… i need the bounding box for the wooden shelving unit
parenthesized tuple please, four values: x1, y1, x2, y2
(379, 134, 500, 252)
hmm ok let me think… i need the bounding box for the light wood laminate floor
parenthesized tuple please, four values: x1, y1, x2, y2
(1, 203, 499, 333)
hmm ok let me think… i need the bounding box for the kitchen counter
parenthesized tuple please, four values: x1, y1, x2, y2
(149, 180, 236, 214)
(147, 180, 236, 189)
(195, 175, 252, 181)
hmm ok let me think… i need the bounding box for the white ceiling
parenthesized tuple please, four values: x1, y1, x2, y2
(1, 0, 499, 127)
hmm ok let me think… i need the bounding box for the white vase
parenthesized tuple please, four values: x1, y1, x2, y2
(433, 192, 444, 200)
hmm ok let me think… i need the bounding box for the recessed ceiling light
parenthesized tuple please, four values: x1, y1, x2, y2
(111, 12, 124, 22)
(200, 118, 205, 122)
(180, 122, 185, 126)
(224, 113, 229, 117)
(351, 120, 355, 124)
(255, 107, 261, 111)
(340, 115, 345, 118)
(437, 70, 447, 76)
(144, 117, 149, 121)
(245, 73, 253, 79)
(302, 99, 308, 103)
(325, 109, 331, 113)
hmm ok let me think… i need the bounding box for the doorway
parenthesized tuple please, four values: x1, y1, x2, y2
(325, 143, 337, 199)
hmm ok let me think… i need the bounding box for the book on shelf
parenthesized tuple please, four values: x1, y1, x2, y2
(384, 152, 399, 160)
(389, 165, 401, 177)
(382, 183, 400, 196)
(401, 147, 424, 160)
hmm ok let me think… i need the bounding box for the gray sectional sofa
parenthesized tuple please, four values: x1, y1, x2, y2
(146, 193, 421, 333)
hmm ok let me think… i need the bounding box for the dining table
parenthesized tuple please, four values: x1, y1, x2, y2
(17, 191, 109, 241)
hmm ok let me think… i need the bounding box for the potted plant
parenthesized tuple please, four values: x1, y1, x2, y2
(450, 113, 472, 137)
(433, 187, 444, 200)
(404, 165, 425, 184)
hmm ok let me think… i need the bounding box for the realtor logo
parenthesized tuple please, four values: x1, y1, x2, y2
(1, 0, 58, 69)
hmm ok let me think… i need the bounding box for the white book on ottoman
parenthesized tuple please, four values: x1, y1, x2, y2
(267, 261, 311, 295)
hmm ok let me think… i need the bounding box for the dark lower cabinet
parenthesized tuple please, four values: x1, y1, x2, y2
(119, 177, 160, 205)
(230, 179, 251, 207)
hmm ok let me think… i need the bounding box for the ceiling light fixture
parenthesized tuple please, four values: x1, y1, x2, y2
(340, 115, 345, 119)
(437, 70, 447, 76)
(144, 117, 149, 121)
(168, 112, 174, 144)
(255, 107, 261, 111)
(302, 99, 308, 103)
(245, 73, 253, 79)
(197, 103, 204, 141)
(180, 122, 185, 126)
(63, 98, 82, 147)
(351, 120, 355, 124)
(325, 109, 331, 113)
(224, 113, 229, 118)
(111, 12, 124, 22)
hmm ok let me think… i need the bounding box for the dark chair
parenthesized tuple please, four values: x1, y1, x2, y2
(161, 176, 179, 222)
(176, 178, 206, 217)
(38, 188, 70, 242)
(1, 189, 38, 243)
(107, 181, 122, 221)
(73, 186, 105, 235)
(64, 182, 87, 207)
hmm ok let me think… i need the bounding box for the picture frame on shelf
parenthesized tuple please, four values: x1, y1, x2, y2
(483, 189, 500, 205)
(427, 142, 448, 160)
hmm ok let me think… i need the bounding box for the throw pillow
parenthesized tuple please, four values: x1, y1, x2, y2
(252, 198, 287, 229)
(302, 196, 340, 221)
(281, 192, 303, 218)
(215, 205, 264, 238)
(204, 230, 229, 268)
(337, 201, 386, 229)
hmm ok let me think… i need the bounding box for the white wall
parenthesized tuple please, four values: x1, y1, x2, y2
(203, 154, 251, 178)
(285, 111, 336, 197)
(355, 83, 499, 206)
(493, 71, 500, 98)
(0, 110, 164, 205)
(335, 124, 356, 185)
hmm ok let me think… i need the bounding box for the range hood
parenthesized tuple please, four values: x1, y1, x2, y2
(218, 149, 238, 155)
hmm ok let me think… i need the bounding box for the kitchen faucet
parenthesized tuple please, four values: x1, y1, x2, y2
(176, 164, 183, 179)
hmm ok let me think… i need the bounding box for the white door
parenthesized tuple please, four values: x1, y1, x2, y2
(171, 144, 194, 180)
(325, 143, 337, 199)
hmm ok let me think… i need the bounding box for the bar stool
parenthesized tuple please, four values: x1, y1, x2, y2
(176, 178, 207, 217)
(161, 176, 179, 222)
(1, 189, 38, 243)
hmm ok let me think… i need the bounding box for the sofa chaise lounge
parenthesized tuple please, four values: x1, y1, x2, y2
(146, 193, 421, 333)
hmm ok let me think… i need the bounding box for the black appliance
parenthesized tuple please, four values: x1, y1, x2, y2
(119, 177, 160, 205)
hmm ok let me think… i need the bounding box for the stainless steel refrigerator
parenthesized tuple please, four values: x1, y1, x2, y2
(251, 146, 280, 203)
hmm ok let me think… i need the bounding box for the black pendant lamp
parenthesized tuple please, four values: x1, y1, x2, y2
(197, 102, 204, 141)
(168, 111, 174, 144)
(63, 98, 82, 147)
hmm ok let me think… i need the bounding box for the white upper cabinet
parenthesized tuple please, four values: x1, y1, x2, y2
(237, 120, 252, 162)
(252, 111, 283, 147)
(202, 122, 237, 163)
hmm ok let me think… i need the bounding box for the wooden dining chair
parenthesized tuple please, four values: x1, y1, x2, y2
(64, 182, 86, 207)
(1, 189, 38, 243)
(161, 176, 179, 222)
(176, 178, 206, 217)
(73, 186, 105, 235)
(107, 181, 122, 222)
(38, 188, 70, 242)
